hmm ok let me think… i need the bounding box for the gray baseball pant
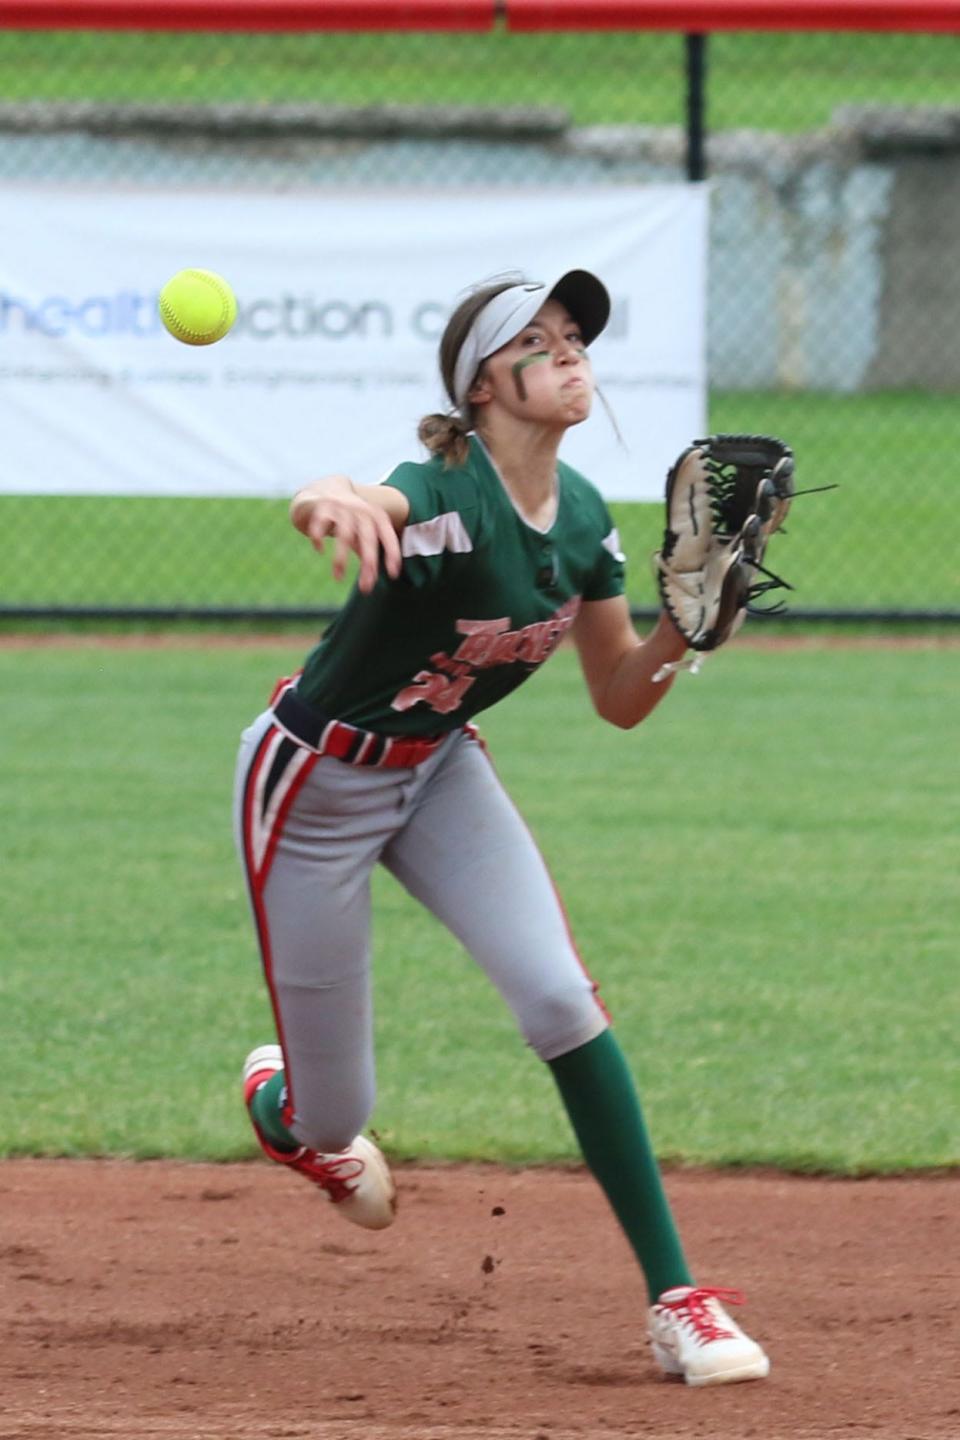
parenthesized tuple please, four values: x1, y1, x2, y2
(234, 712, 609, 1154)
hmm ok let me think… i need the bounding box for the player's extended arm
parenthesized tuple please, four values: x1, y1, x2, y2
(290, 475, 411, 594)
(573, 596, 687, 729)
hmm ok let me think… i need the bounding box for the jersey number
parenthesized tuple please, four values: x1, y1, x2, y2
(391, 669, 476, 715)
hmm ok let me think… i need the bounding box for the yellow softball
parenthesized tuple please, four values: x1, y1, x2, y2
(158, 268, 237, 346)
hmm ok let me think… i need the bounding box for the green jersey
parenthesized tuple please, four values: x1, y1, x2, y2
(297, 435, 626, 735)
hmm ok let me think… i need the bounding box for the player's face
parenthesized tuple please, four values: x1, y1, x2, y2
(472, 300, 595, 428)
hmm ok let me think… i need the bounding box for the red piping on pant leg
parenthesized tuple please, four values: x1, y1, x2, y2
(240, 724, 321, 1130)
(473, 736, 611, 1026)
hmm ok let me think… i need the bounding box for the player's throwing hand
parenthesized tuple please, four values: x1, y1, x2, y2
(290, 474, 405, 594)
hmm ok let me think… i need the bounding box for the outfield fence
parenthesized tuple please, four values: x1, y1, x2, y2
(2, 0, 959, 620)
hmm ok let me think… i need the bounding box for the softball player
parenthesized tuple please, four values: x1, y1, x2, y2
(235, 270, 769, 1387)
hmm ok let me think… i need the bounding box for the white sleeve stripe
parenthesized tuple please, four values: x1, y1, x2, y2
(602, 527, 626, 563)
(401, 511, 474, 559)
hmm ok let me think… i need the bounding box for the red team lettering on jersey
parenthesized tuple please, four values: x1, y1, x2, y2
(391, 597, 581, 715)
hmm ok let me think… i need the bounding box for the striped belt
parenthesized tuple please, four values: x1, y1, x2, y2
(271, 683, 448, 769)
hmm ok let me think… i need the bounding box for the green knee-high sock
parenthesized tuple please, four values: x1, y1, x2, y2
(250, 1069, 298, 1151)
(548, 1030, 692, 1303)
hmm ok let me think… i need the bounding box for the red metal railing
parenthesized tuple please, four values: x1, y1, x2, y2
(2, 0, 957, 29)
(0, 0, 496, 30)
(509, 0, 960, 31)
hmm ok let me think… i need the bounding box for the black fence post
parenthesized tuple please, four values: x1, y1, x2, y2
(685, 32, 708, 181)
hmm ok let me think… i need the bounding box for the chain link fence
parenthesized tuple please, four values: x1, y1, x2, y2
(2, 22, 958, 619)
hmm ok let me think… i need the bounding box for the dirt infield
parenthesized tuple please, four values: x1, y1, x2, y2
(1, 630, 958, 652)
(3, 1161, 957, 1440)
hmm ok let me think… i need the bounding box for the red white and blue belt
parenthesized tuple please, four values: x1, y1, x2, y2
(271, 682, 448, 769)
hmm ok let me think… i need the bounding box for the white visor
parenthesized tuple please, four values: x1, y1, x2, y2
(451, 269, 610, 414)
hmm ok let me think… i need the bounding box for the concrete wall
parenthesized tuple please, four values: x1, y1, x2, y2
(866, 156, 960, 388)
(568, 107, 960, 391)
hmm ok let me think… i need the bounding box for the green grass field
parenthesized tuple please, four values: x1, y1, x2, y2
(2, 23, 957, 1182)
(5, 391, 959, 614)
(0, 30, 956, 131)
(4, 639, 957, 1172)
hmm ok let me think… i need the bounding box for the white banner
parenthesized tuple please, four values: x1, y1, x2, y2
(0, 185, 707, 501)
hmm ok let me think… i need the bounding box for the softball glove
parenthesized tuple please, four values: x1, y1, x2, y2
(654, 433, 795, 655)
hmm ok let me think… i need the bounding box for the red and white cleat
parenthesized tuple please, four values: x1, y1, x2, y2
(242, 1045, 396, 1231)
(648, 1285, 770, 1386)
